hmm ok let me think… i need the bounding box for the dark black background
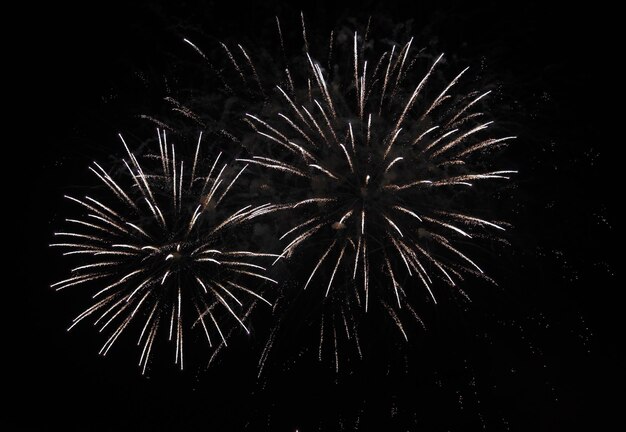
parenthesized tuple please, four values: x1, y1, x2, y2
(19, 0, 616, 430)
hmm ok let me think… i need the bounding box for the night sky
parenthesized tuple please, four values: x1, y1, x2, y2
(20, 1, 616, 430)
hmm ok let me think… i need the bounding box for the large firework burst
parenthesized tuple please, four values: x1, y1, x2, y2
(130, 16, 518, 374)
(179, 17, 517, 360)
(51, 130, 278, 372)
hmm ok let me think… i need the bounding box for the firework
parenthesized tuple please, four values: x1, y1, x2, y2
(175, 17, 516, 367)
(51, 130, 278, 373)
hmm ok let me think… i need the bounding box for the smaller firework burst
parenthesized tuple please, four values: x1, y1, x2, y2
(51, 130, 279, 373)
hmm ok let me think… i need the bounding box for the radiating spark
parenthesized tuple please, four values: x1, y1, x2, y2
(304, 240, 337, 290)
(325, 242, 347, 297)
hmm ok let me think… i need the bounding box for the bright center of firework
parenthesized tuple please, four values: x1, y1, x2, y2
(165, 244, 186, 264)
(170, 251, 183, 261)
